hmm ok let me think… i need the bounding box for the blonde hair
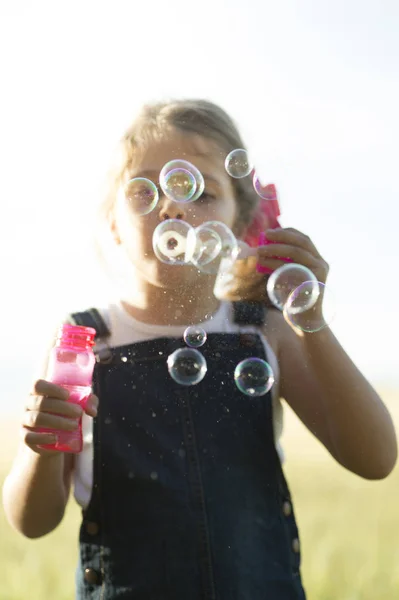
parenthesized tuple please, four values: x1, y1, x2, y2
(94, 98, 271, 304)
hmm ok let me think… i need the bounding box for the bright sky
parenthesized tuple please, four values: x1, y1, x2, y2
(0, 0, 398, 414)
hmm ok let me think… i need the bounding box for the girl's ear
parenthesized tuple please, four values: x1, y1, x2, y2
(109, 213, 122, 245)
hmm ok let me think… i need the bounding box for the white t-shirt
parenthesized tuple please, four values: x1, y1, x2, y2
(73, 300, 285, 509)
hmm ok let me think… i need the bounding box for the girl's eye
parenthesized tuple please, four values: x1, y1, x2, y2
(198, 191, 215, 202)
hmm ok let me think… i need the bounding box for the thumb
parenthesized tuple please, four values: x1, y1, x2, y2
(84, 393, 99, 417)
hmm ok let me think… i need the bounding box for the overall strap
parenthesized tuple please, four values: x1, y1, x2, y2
(232, 301, 266, 326)
(68, 308, 111, 340)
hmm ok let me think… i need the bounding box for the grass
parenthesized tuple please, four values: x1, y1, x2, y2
(1, 389, 398, 600)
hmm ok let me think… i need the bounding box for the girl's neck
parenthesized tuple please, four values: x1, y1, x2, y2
(120, 280, 221, 326)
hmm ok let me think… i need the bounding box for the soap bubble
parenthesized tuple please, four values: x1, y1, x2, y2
(266, 264, 319, 313)
(191, 226, 223, 267)
(191, 221, 239, 274)
(234, 358, 274, 397)
(124, 177, 159, 216)
(184, 326, 207, 348)
(225, 149, 252, 179)
(283, 281, 336, 333)
(160, 167, 197, 203)
(253, 173, 273, 199)
(152, 219, 196, 265)
(167, 348, 207, 386)
(160, 159, 204, 203)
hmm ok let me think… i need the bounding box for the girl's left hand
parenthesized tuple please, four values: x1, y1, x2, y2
(256, 227, 329, 284)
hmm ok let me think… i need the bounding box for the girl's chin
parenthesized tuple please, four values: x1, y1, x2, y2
(154, 263, 216, 286)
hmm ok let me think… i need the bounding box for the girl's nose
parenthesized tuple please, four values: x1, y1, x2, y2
(159, 198, 185, 221)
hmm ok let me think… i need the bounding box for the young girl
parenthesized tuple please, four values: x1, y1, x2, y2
(3, 99, 397, 600)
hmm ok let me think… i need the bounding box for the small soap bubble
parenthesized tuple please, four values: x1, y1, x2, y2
(252, 173, 274, 199)
(152, 219, 196, 265)
(167, 348, 207, 386)
(160, 159, 204, 203)
(124, 177, 159, 216)
(161, 167, 197, 203)
(184, 326, 207, 348)
(266, 264, 319, 313)
(191, 221, 239, 274)
(283, 281, 336, 333)
(225, 149, 252, 179)
(234, 358, 274, 397)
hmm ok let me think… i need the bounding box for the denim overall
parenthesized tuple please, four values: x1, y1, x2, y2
(70, 302, 307, 600)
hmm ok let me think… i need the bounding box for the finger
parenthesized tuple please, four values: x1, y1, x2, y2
(30, 379, 70, 401)
(258, 244, 319, 269)
(83, 394, 99, 417)
(21, 428, 58, 447)
(265, 228, 322, 257)
(25, 395, 83, 418)
(255, 257, 291, 273)
(23, 410, 79, 431)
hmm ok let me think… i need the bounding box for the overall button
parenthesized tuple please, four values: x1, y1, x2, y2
(85, 521, 99, 535)
(84, 568, 101, 585)
(292, 538, 300, 553)
(282, 501, 292, 517)
(239, 333, 257, 347)
(96, 348, 113, 364)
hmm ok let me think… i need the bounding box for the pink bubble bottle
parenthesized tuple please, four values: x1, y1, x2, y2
(39, 324, 96, 453)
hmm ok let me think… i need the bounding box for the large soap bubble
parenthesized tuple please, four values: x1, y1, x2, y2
(123, 177, 159, 216)
(283, 281, 336, 332)
(167, 348, 207, 385)
(266, 263, 319, 313)
(152, 219, 196, 265)
(191, 221, 239, 274)
(160, 159, 204, 203)
(234, 358, 274, 397)
(225, 149, 252, 179)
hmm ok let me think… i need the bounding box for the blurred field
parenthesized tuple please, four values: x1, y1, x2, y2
(1, 389, 398, 600)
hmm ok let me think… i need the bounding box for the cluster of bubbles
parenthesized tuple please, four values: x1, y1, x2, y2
(265, 263, 335, 332)
(125, 150, 335, 393)
(167, 351, 275, 398)
(152, 218, 239, 275)
(167, 326, 208, 387)
(167, 336, 274, 397)
(224, 148, 274, 202)
(222, 151, 335, 334)
(123, 149, 270, 216)
(124, 150, 273, 274)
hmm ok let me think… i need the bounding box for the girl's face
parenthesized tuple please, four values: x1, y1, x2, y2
(112, 131, 238, 288)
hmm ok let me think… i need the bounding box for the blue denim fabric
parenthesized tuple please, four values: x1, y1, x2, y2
(74, 307, 307, 599)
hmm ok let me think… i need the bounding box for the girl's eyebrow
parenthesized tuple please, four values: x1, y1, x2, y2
(132, 169, 223, 187)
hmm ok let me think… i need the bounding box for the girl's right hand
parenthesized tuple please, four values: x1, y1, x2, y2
(21, 379, 99, 456)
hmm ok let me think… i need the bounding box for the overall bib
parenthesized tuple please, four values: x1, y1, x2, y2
(71, 302, 307, 600)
